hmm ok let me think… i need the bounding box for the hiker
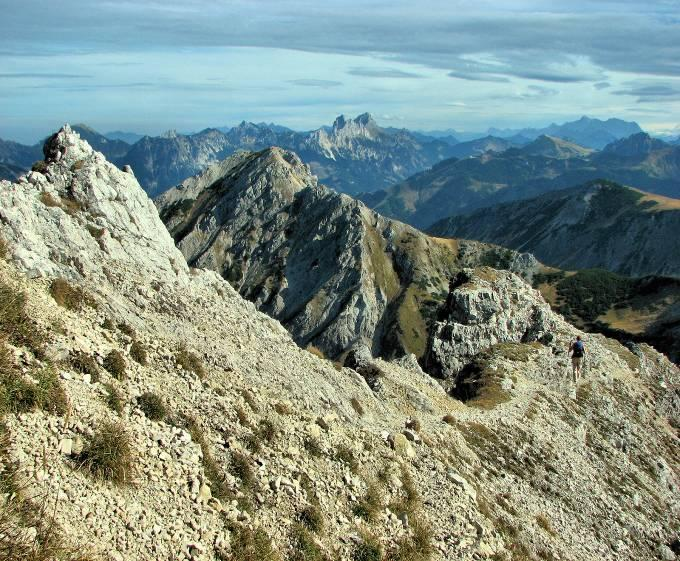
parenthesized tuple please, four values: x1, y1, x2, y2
(569, 335, 586, 383)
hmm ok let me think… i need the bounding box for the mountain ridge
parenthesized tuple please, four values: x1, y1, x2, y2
(156, 146, 539, 360)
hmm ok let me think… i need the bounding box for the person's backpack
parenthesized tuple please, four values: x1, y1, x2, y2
(572, 340, 584, 357)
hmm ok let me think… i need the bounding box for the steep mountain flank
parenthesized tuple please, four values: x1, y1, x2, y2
(116, 128, 235, 197)
(429, 181, 680, 277)
(365, 134, 680, 229)
(157, 148, 538, 360)
(0, 127, 678, 561)
(365, 149, 584, 229)
(0, 137, 42, 176)
(602, 132, 669, 158)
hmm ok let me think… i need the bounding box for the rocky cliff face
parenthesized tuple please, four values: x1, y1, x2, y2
(0, 127, 678, 561)
(117, 128, 236, 197)
(429, 181, 680, 278)
(157, 147, 538, 360)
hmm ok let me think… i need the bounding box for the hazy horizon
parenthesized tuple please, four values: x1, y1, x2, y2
(1, 0, 679, 144)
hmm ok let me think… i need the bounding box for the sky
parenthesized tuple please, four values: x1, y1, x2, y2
(1, 0, 679, 143)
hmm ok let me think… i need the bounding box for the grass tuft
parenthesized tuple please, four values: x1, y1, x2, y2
(350, 397, 365, 417)
(230, 450, 255, 490)
(298, 504, 324, 533)
(69, 350, 100, 383)
(117, 322, 135, 337)
(336, 445, 359, 473)
(49, 278, 90, 311)
(103, 382, 124, 414)
(274, 402, 292, 415)
(129, 340, 148, 365)
(353, 481, 383, 522)
(0, 280, 43, 352)
(0, 236, 7, 260)
(181, 415, 237, 503)
(303, 438, 323, 458)
(77, 421, 134, 484)
(103, 349, 126, 380)
(137, 392, 167, 421)
(176, 346, 205, 378)
(0, 363, 67, 416)
(352, 530, 382, 561)
(223, 523, 280, 561)
(290, 522, 325, 561)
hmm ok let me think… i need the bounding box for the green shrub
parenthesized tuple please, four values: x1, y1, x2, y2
(176, 346, 205, 378)
(49, 278, 90, 311)
(137, 392, 166, 421)
(103, 350, 126, 380)
(69, 350, 100, 382)
(103, 382, 124, 414)
(0, 236, 7, 260)
(129, 340, 148, 365)
(77, 421, 133, 484)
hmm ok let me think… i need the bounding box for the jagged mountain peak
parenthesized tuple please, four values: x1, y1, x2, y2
(330, 112, 380, 136)
(3, 124, 187, 282)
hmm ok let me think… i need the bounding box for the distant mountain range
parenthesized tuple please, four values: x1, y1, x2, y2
(364, 133, 680, 229)
(1, 114, 647, 192)
(486, 116, 644, 149)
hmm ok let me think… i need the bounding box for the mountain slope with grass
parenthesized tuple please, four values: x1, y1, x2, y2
(0, 127, 677, 561)
(429, 181, 680, 278)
